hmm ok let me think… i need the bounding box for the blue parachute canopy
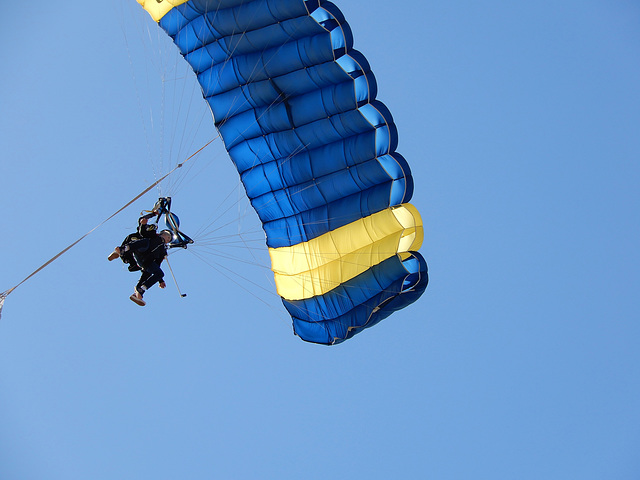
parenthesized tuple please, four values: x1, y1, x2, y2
(138, 0, 428, 344)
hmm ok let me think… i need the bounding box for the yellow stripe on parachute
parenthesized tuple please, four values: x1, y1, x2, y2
(269, 204, 423, 301)
(137, 0, 190, 22)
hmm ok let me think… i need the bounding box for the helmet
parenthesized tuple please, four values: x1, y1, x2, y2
(159, 229, 174, 242)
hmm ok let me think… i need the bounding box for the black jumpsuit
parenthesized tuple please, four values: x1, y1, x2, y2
(125, 221, 167, 295)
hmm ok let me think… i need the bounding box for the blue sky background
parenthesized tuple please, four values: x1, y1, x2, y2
(1, 1, 639, 479)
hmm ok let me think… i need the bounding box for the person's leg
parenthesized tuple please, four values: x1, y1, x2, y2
(135, 271, 152, 294)
(139, 262, 164, 291)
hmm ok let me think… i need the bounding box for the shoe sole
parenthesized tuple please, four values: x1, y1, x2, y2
(130, 294, 146, 306)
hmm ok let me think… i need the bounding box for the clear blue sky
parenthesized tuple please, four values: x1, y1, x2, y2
(1, 1, 639, 479)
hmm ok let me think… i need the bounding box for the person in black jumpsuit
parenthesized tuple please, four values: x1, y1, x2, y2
(108, 216, 173, 306)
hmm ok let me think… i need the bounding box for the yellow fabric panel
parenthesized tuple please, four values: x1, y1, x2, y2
(269, 203, 423, 300)
(137, 0, 190, 22)
(393, 203, 424, 252)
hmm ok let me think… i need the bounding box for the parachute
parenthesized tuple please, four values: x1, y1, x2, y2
(136, 0, 429, 344)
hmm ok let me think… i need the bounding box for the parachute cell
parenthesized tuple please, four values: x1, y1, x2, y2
(137, 0, 428, 344)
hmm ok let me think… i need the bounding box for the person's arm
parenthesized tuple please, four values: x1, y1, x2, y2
(138, 216, 159, 238)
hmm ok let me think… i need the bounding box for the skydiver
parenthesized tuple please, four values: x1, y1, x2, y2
(107, 215, 172, 306)
(108, 213, 160, 271)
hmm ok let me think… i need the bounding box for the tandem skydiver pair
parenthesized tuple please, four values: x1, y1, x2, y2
(108, 197, 192, 306)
